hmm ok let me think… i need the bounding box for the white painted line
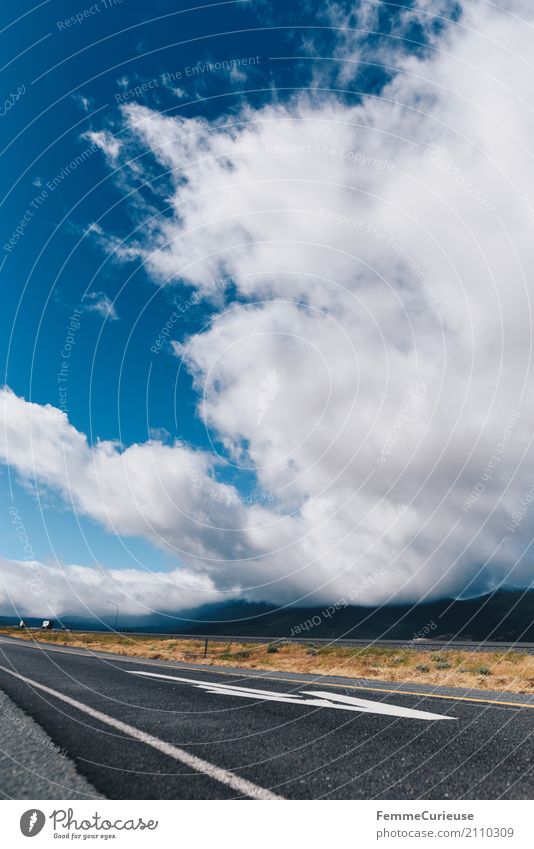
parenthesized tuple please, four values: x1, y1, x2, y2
(0, 663, 283, 801)
(129, 670, 456, 721)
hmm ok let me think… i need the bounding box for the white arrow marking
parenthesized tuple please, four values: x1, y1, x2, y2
(129, 670, 455, 721)
(300, 690, 455, 720)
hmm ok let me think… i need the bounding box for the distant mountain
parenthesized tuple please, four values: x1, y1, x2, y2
(174, 589, 534, 642)
(2, 589, 533, 641)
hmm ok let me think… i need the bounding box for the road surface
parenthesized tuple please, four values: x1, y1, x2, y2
(0, 635, 532, 799)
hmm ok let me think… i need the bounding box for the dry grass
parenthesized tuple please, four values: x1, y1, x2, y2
(2, 628, 534, 693)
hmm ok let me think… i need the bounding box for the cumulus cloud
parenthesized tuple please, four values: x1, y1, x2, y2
(2, 0, 534, 613)
(0, 388, 259, 566)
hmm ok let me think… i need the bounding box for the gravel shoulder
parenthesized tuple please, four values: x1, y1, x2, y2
(0, 687, 102, 800)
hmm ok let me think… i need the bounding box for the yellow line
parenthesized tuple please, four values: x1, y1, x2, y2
(1, 636, 533, 711)
(154, 667, 534, 710)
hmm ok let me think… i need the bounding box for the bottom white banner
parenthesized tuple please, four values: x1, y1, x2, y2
(0, 800, 531, 848)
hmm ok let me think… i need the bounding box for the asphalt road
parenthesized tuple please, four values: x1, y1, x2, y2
(0, 635, 532, 800)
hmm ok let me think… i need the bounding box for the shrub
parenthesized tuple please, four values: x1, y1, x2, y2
(476, 666, 491, 676)
(416, 664, 430, 673)
(266, 644, 278, 654)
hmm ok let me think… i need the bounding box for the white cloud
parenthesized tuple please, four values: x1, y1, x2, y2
(83, 129, 121, 161)
(0, 388, 256, 567)
(2, 1, 534, 611)
(83, 291, 119, 321)
(0, 556, 219, 620)
(74, 94, 91, 113)
(301, 0, 460, 88)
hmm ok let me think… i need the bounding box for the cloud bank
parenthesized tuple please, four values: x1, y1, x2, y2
(0, 555, 219, 621)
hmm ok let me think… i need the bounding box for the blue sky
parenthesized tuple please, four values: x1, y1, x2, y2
(1, 0, 279, 576)
(1, 0, 534, 623)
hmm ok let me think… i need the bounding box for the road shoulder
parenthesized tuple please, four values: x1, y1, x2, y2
(0, 687, 102, 800)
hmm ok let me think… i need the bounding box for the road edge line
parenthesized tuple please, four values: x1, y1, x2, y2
(0, 663, 283, 801)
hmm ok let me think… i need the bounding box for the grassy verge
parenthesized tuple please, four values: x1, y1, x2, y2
(2, 628, 534, 693)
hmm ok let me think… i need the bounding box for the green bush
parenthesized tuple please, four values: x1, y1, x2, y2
(475, 666, 491, 675)
(416, 664, 430, 673)
(266, 644, 278, 654)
